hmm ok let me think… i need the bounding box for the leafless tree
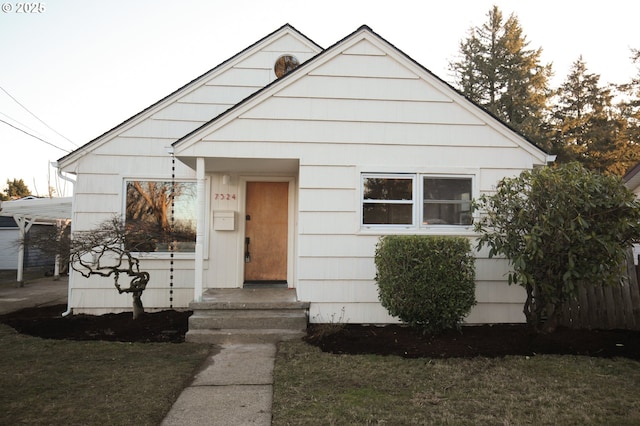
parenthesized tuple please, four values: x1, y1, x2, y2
(70, 216, 152, 319)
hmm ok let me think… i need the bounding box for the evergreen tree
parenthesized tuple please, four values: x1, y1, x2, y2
(2, 179, 32, 200)
(551, 57, 640, 175)
(449, 6, 552, 145)
(616, 49, 640, 174)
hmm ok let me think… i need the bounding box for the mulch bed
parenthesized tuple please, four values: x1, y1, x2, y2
(1, 304, 640, 359)
(0, 304, 190, 343)
(304, 323, 640, 359)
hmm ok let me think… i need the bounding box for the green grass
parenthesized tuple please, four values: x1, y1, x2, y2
(0, 324, 211, 425)
(273, 340, 640, 425)
(4, 319, 640, 425)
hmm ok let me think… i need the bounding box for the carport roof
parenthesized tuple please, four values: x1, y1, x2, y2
(0, 197, 72, 222)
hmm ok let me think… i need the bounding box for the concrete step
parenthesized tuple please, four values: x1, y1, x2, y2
(185, 328, 307, 345)
(187, 288, 309, 344)
(189, 310, 308, 330)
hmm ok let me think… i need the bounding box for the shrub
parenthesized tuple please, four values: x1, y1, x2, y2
(474, 163, 640, 333)
(375, 235, 476, 333)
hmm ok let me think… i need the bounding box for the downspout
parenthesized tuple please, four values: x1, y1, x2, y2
(53, 162, 76, 317)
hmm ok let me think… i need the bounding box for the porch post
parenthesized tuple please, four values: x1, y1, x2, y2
(14, 215, 36, 286)
(194, 157, 205, 302)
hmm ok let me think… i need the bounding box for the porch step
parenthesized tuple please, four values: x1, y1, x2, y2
(186, 328, 306, 345)
(189, 310, 308, 330)
(185, 288, 310, 344)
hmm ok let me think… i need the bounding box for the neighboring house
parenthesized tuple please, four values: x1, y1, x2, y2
(0, 216, 19, 270)
(0, 197, 72, 279)
(56, 24, 552, 323)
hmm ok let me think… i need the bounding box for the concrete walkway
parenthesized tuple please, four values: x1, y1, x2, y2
(0, 276, 68, 315)
(162, 343, 276, 425)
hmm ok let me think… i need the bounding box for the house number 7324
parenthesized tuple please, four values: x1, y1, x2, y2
(214, 193, 237, 200)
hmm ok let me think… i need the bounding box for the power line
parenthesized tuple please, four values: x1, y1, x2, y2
(0, 118, 70, 153)
(0, 110, 49, 142)
(0, 84, 78, 148)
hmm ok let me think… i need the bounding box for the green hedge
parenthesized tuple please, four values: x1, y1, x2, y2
(375, 235, 476, 333)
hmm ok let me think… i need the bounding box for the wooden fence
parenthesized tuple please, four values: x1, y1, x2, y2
(559, 250, 640, 330)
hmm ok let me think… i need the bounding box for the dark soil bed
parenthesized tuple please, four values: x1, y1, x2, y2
(305, 323, 640, 360)
(2, 305, 640, 359)
(0, 304, 191, 343)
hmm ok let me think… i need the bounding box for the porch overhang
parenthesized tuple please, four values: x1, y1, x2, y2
(175, 156, 299, 174)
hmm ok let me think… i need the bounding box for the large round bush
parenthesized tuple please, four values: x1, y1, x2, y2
(375, 235, 476, 333)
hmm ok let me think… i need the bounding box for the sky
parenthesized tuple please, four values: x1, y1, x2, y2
(1, 0, 638, 197)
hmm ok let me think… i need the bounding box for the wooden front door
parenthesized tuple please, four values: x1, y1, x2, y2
(244, 181, 289, 283)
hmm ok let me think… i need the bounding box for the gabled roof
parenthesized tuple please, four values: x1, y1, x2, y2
(56, 24, 323, 169)
(172, 25, 549, 161)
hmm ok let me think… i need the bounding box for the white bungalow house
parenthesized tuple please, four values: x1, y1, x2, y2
(56, 24, 552, 324)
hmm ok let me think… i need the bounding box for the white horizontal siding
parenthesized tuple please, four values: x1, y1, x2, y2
(262, 33, 319, 56)
(299, 234, 378, 257)
(298, 281, 380, 303)
(77, 155, 194, 177)
(241, 97, 483, 126)
(279, 74, 452, 102)
(299, 165, 356, 189)
(120, 119, 205, 139)
(298, 188, 356, 212)
(73, 193, 120, 214)
(203, 119, 515, 147)
(298, 257, 375, 281)
(311, 52, 419, 79)
(204, 67, 272, 86)
(342, 39, 386, 57)
(177, 85, 261, 105)
(299, 211, 358, 235)
(153, 102, 232, 122)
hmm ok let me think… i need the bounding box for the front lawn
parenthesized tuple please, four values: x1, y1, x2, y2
(0, 324, 210, 425)
(273, 340, 640, 425)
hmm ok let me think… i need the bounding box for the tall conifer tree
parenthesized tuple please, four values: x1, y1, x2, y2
(551, 57, 639, 175)
(449, 6, 552, 145)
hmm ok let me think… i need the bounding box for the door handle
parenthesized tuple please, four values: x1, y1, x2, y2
(245, 237, 251, 263)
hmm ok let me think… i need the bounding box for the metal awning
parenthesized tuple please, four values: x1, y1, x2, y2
(0, 197, 72, 283)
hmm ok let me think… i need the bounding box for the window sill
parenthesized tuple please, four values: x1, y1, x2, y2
(358, 225, 477, 237)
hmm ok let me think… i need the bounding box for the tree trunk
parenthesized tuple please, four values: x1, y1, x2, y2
(132, 292, 144, 320)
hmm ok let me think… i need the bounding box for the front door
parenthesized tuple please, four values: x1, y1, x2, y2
(244, 181, 288, 284)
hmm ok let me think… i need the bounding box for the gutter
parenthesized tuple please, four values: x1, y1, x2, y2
(52, 162, 76, 317)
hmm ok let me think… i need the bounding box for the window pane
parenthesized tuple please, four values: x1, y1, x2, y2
(363, 203, 413, 225)
(125, 181, 196, 252)
(423, 203, 472, 225)
(423, 178, 472, 225)
(364, 177, 412, 201)
(423, 178, 471, 201)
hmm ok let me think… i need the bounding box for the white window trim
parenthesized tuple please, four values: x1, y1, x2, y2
(361, 173, 417, 229)
(359, 172, 477, 233)
(420, 174, 474, 229)
(122, 177, 209, 260)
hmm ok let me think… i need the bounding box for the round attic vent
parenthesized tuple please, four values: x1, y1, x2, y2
(274, 55, 300, 78)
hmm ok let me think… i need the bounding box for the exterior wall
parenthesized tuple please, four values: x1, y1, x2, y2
(177, 32, 546, 324)
(0, 228, 19, 270)
(62, 28, 321, 314)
